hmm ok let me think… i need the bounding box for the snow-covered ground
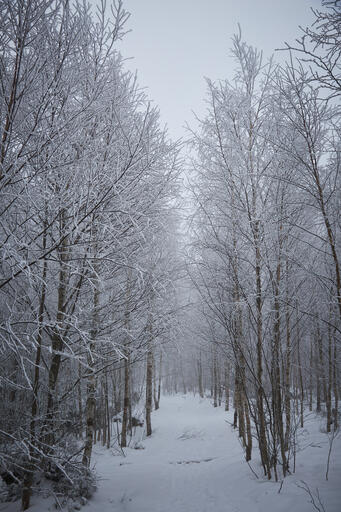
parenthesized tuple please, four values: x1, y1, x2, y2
(2, 394, 340, 511)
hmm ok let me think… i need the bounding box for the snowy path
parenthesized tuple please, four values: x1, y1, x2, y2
(87, 395, 341, 512)
(90, 395, 245, 512)
(4, 394, 339, 511)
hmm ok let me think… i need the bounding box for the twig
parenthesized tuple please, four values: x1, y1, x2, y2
(295, 480, 326, 512)
(52, 491, 63, 511)
(236, 435, 259, 479)
(246, 458, 259, 480)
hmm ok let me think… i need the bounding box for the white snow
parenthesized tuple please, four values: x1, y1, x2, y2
(2, 394, 340, 511)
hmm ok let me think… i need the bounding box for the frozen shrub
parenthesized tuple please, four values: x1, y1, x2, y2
(52, 464, 96, 502)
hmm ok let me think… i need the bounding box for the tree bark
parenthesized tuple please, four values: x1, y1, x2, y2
(22, 228, 48, 510)
(121, 272, 132, 447)
(82, 231, 99, 467)
(224, 360, 230, 411)
(145, 315, 153, 437)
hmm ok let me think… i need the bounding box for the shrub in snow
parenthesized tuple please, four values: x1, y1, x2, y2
(0, 444, 27, 502)
(132, 441, 145, 450)
(131, 416, 144, 428)
(51, 464, 96, 501)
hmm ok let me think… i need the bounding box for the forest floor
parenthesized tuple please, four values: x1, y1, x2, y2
(2, 394, 341, 511)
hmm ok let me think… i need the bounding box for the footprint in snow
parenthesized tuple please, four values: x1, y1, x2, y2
(177, 427, 205, 440)
(170, 457, 216, 465)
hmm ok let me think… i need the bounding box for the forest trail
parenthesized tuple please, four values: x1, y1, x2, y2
(90, 394, 244, 512)
(87, 395, 341, 512)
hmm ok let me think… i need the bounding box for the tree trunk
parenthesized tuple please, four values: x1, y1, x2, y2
(272, 258, 287, 477)
(297, 329, 304, 428)
(333, 337, 338, 429)
(78, 362, 83, 438)
(309, 340, 313, 412)
(121, 352, 130, 447)
(198, 352, 204, 398)
(22, 230, 48, 510)
(254, 220, 270, 478)
(105, 371, 110, 448)
(157, 352, 162, 406)
(224, 360, 230, 411)
(82, 370, 96, 467)
(154, 352, 162, 410)
(43, 210, 68, 448)
(145, 315, 153, 437)
(284, 295, 291, 451)
(326, 322, 333, 433)
(121, 272, 132, 447)
(244, 394, 252, 461)
(82, 233, 99, 467)
(213, 348, 218, 407)
(316, 332, 321, 413)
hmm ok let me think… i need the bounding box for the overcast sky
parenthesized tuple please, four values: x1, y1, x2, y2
(114, 0, 320, 140)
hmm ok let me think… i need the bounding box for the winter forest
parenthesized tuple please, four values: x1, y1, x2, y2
(0, 0, 340, 511)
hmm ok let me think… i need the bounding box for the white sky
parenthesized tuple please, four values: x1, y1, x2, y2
(114, 0, 319, 140)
